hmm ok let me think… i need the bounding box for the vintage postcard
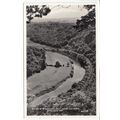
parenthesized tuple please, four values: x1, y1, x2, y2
(24, 0, 99, 119)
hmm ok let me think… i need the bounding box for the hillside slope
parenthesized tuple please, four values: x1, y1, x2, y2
(27, 22, 96, 115)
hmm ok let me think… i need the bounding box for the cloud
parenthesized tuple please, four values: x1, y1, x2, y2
(32, 5, 88, 23)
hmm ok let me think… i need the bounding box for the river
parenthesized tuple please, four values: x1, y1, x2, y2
(28, 50, 85, 108)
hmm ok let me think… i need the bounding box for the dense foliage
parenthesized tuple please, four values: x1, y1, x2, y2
(27, 22, 76, 48)
(27, 46, 46, 77)
(74, 5, 95, 31)
(26, 5, 51, 23)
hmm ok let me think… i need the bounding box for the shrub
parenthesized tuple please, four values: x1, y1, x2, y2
(72, 83, 78, 89)
(55, 61, 61, 68)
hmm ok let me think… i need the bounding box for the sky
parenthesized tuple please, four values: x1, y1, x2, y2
(32, 5, 88, 23)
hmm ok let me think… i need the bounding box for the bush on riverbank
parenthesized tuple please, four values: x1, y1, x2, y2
(55, 61, 61, 68)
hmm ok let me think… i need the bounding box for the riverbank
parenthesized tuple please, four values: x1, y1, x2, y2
(28, 61, 85, 108)
(27, 50, 75, 104)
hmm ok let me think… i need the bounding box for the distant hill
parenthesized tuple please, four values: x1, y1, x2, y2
(32, 18, 79, 24)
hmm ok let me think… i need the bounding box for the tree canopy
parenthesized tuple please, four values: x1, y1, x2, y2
(26, 5, 51, 23)
(74, 5, 95, 31)
(26, 5, 95, 27)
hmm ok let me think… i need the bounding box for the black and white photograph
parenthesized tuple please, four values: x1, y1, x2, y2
(2, 0, 120, 120)
(25, 3, 97, 116)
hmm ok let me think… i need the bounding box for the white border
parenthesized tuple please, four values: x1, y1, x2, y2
(23, 0, 99, 120)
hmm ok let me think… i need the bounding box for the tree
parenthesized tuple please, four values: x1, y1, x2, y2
(72, 83, 78, 89)
(55, 61, 61, 68)
(41, 60, 46, 70)
(26, 5, 51, 23)
(84, 5, 95, 11)
(74, 5, 95, 31)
